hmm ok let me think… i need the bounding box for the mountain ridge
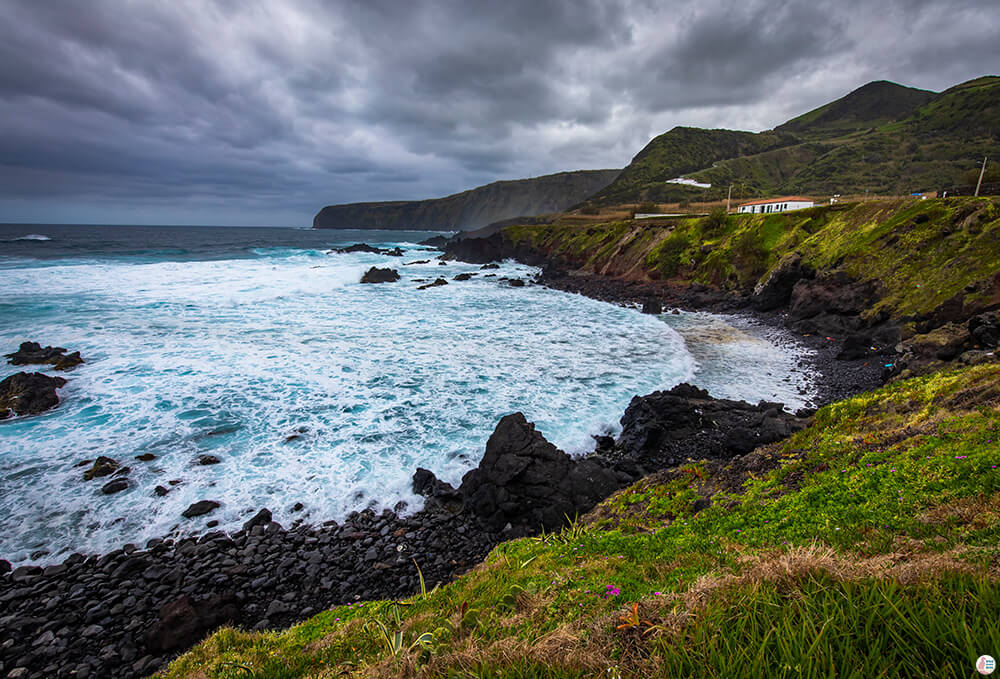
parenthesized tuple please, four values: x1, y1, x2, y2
(313, 169, 620, 231)
(586, 75, 999, 205)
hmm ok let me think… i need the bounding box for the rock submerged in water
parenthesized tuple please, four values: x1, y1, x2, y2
(333, 243, 405, 257)
(101, 478, 130, 495)
(360, 267, 401, 284)
(417, 278, 448, 290)
(83, 456, 119, 480)
(4, 341, 84, 370)
(0, 371, 67, 419)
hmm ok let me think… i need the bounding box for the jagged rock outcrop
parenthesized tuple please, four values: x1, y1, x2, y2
(313, 170, 620, 231)
(5, 341, 84, 370)
(751, 253, 815, 311)
(414, 413, 619, 534)
(611, 383, 810, 469)
(0, 371, 67, 419)
(360, 267, 400, 284)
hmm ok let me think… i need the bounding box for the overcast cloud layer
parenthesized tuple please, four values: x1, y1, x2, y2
(1, 0, 997, 226)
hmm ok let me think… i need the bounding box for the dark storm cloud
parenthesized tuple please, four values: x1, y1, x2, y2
(0, 0, 996, 225)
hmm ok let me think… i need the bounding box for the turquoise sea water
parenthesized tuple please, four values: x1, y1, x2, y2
(0, 225, 816, 563)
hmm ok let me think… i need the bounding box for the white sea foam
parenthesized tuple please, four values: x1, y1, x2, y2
(8, 234, 52, 241)
(0, 246, 817, 564)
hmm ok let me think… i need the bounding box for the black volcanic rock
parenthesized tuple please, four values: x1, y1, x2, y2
(145, 594, 239, 654)
(417, 278, 448, 290)
(456, 413, 619, 533)
(641, 297, 662, 314)
(335, 243, 381, 254)
(613, 383, 809, 468)
(84, 456, 120, 481)
(182, 501, 220, 518)
(4, 341, 84, 370)
(751, 254, 814, 311)
(360, 267, 401, 284)
(0, 371, 67, 419)
(101, 478, 130, 495)
(419, 235, 450, 248)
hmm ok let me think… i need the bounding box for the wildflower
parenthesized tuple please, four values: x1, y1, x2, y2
(653, 591, 662, 596)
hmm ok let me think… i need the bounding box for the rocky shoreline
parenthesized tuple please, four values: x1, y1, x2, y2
(0, 247, 892, 679)
(0, 376, 815, 679)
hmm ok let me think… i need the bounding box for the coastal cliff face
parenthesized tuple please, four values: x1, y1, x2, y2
(313, 169, 620, 231)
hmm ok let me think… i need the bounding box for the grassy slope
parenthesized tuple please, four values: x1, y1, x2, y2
(161, 363, 1000, 678)
(588, 76, 999, 204)
(506, 196, 1000, 322)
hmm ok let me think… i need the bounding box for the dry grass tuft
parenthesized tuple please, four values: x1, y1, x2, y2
(920, 494, 1000, 530)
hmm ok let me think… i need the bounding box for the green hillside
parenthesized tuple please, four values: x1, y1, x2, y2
(776, 80, 936, 139)
(586, 128, 792, 205)
(587, 76, 1000, 205)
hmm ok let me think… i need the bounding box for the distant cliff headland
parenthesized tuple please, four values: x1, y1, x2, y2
(312, 169, 620, 231)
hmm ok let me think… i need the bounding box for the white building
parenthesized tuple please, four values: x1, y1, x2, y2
(667, 177, 712, 189)
(737, 197, 814, 214)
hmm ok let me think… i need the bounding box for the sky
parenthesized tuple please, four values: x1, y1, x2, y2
(0, 0, 997, 226)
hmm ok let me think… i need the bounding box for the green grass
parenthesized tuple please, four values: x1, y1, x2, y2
(506, 196, 1000, 321)
(160, 364, 1000, 679)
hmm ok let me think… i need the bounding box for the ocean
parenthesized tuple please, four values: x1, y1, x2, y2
(0, 223, 817, 564)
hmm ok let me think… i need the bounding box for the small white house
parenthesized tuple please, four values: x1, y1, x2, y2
(737, 197, 814, 214)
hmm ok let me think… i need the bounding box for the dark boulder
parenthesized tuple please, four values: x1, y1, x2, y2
(412, 468, 464, 514)
(241, 508, 272, 532)
(334, 243, 381, 254)
(360, 267, 400, 284)
(144, 593, 239, 654)
(453, 273, 474, 281)
(506, 278, 526, 288)
(457, 413, 619, 532)
(641, 298, 662, 314)
(417, 278, 448, 290)
(101, 478, 130, 495)
(836, 333, 876, 360)
(196, 455, 221, 466)
(970, 312, 1000, 348)
(384, 247, 404, 257)
(480, 263, 500, 270)
(4, 342, 84, 370)
(614, 383, 808, 469)
(182, 500, 220, 518)
(83, 456, 119, 480)
(0, 372, 67, 419)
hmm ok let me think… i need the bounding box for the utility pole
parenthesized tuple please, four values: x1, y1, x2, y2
(726, 184, 733, 213)
(975, 156, 988, 197)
